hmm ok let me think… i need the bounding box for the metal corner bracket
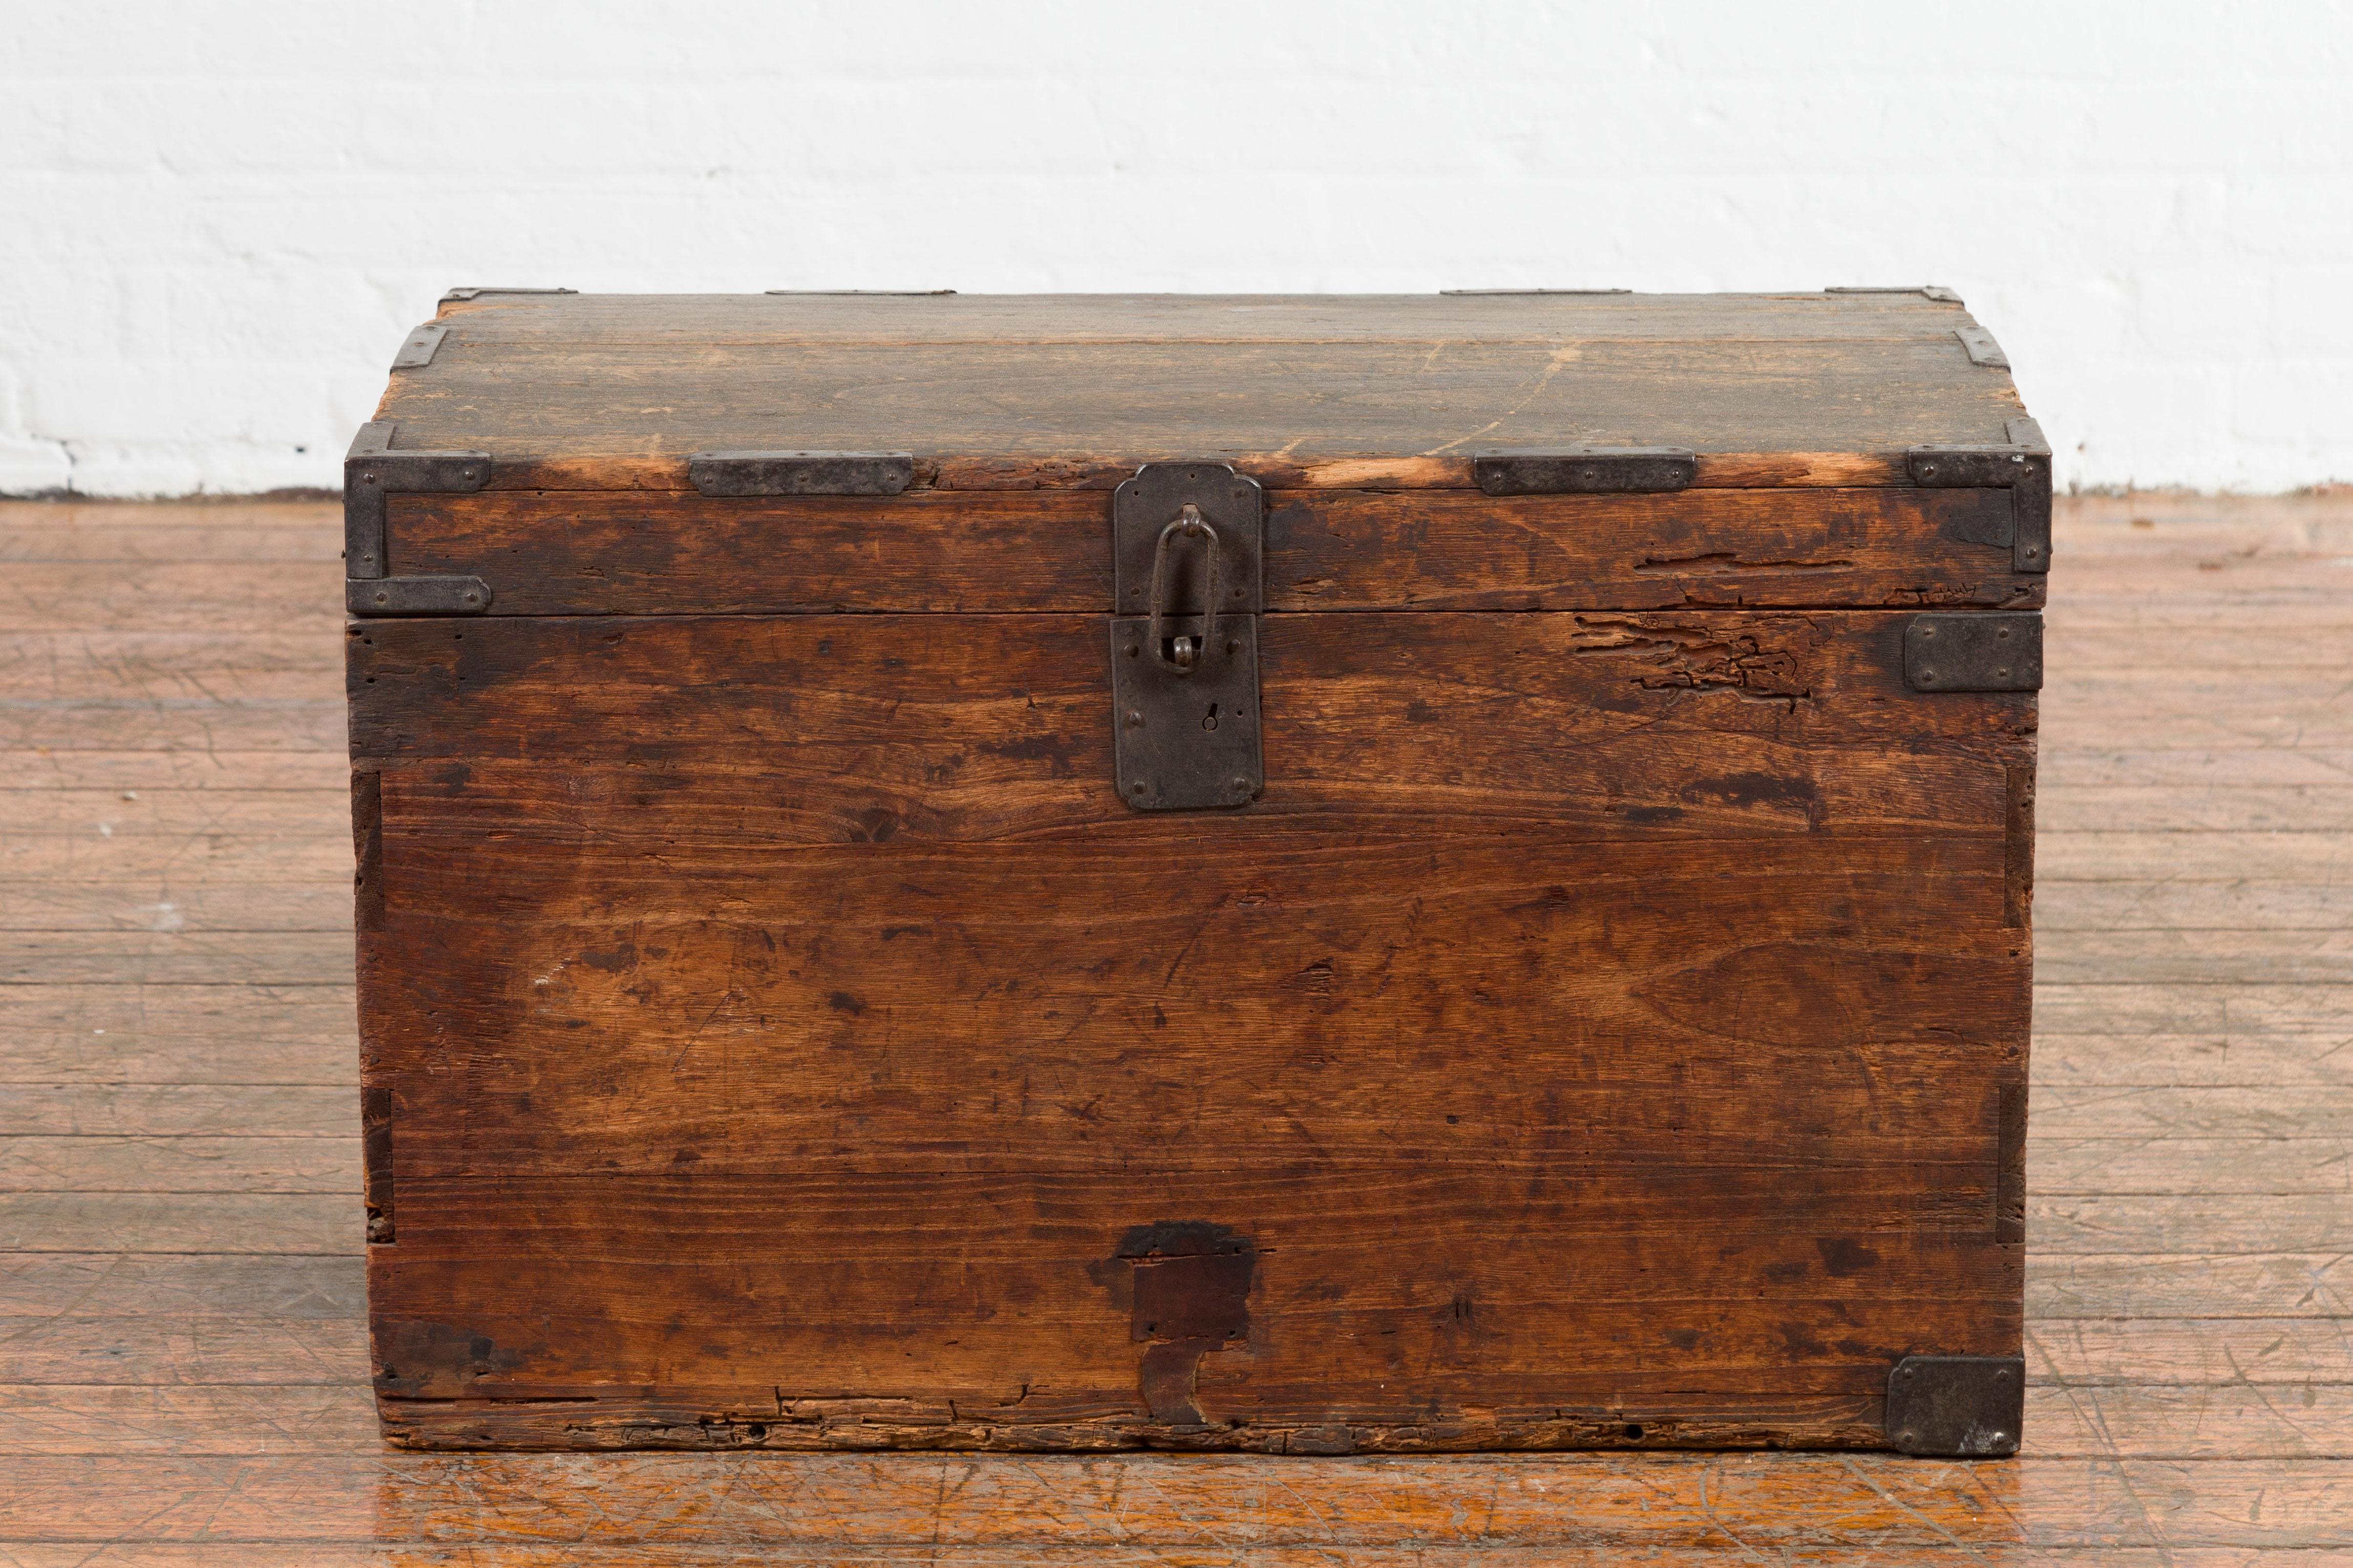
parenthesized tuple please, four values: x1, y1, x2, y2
(1908, 417, 2052, 572)
(1885, 1355, 2024, 1457)
(344, 421, 494, 617)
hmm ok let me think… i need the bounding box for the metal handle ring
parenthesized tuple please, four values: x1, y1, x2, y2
(1145, 503, 1221, 675)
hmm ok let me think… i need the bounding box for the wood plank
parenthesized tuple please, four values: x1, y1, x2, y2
(2041, 749, 2353, 789)
(6, 1452, 2351, 1549)
(0, 1087, 352, 1138)
(0, 985, 355, 1064)
(0, 884, 352, 935)
(2033, 1086, 2353, 1139)
(0, 1255, 364, 1319)
(2037, 883, 2353, 933)
(10, 1379, 2350, 1465)
(0, 1136, 358, 1192)
(0, 1316, 366, 1386)
(0, 931, 354, 986)
(2033, 1034, 2353, 1089)
(0, 564, 341, 634)
(0, 699, 345, 754)
(2030, 1318, 2353, 1384)
(2029, 1194, 2353, 1254)
(2032, 983, 2353, 1038)
(2039, 787, 2353, 834)
(389, 486, 2038, 615)
(0, 751, 349, 791)
(0, 831, 350, 885)
(0, 1193, 357, 1255)
(2029, 1138, 2352, 1195)
(2029, 1254, 2353, 1319)
(370, 1168, 2015, 1438)
(2037, 930, 2353, 984)
(381, 291, 2025, 470)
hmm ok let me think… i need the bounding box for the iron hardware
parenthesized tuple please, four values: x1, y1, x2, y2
(1827, 285, 1964, 303)
(344, 421, 494, 618)
(1910, 418, 2052, 573)
(1472, 447, 1698, 496)
(687, 451, 915, 497)
(1955, 325, 2010, 368)
(439, 287, 576, 302)
(1885, 1356, 2024, 1457)
(1904, 613, 2043, 692)
(1147, 505, 1226, 674)
(1110, 464, 1265, 810)
(346, 575, 493, 615)
(391, 324, 447, 369)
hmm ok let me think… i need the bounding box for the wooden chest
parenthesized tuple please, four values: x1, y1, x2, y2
(348, 289, 2042, 1456)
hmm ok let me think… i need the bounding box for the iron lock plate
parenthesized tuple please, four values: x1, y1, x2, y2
(1109, 463, 1265, 811)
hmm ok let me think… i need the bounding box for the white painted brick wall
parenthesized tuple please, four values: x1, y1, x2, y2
(4, 1, 2349, 495)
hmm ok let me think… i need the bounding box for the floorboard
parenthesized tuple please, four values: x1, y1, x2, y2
(0, 494, 2346, 1558)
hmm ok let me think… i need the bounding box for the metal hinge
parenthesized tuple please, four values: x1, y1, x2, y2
(1903, 612, 2043, 692)
(1827, 285, 1964, 303)
(439, 287, 576, 302)
(687, 451, 915, 497)
(390, 324, 446, 369)
(1109, 463, 1265, 811)
(1885, 1355, 2024, 1457)
(1910, 417, 2051, 572)
(1472, 446, 1697, 496)
(344, 421, 494, 616)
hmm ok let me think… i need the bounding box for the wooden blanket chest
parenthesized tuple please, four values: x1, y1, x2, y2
(348, 289, 2041, 1456)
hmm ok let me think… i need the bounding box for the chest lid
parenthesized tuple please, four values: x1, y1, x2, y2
(373, 288, 2033, 489)
(352, 289, 2047, 618)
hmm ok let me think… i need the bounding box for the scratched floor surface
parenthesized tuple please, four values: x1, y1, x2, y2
(1, 495, 2350, 1563)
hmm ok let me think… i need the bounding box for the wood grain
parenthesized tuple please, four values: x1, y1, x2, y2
(1, 489, 2347, 1551)
(375, 291, 2027, 478)
(385, 485, 2038, 614)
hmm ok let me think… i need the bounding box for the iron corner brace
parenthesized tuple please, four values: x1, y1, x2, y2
(344, 421, 494, 616)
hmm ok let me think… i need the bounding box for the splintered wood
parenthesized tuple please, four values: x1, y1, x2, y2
(0, 492, 2348, 1557)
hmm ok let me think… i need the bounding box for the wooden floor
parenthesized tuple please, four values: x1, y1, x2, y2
(2, 492, 2350, 1562)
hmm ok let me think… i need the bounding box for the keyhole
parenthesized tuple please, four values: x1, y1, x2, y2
(1202, 703, 1220, 732)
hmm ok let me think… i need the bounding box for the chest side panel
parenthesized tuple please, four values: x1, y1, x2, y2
(349, 607, 2032, 1451)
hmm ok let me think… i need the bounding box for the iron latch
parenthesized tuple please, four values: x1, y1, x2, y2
(1109, 463, 1264, 810)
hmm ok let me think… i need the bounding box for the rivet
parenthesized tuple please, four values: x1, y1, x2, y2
(1996, 665, 2010, 678)
(374, 591, 389, 604)
(1125, 644, 1140, 657)
(1232, 777, 1250, 791)
(1124, 710, 1143, 728)
(1898, 1428, 1916, 1443)
(1130, 782, 1145, 795)
(1226, 639, 1239, 654)
(1919, 670, 1935, 682)
(1997, 627, 2010, 639)
(1920, 626, 1936, 638)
